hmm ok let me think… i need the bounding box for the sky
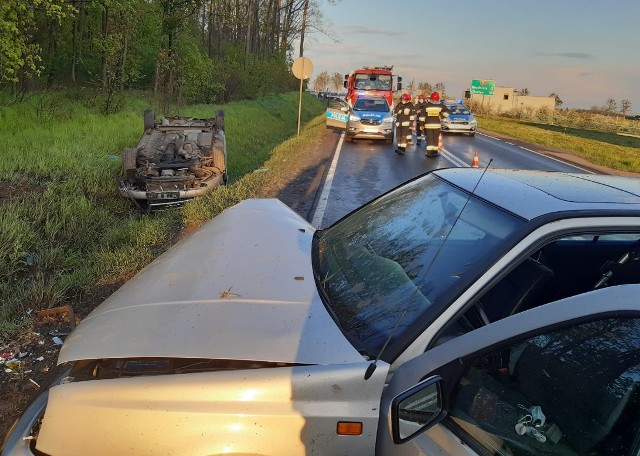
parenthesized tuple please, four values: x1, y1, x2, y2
(301, 0, 640, 113)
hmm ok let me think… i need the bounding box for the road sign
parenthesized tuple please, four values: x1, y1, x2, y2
(293, 57, 314, 136)
(292, 57, 314, 80)
(470, 79, 496, 95)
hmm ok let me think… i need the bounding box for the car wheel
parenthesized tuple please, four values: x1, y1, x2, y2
(469, 132, 476, 137)
(345, 135, 353, 142)
(215, 110, 225, 132)
(123, 148, 137, 182)
(212, 143, 226, 173)
(143, 109, 155, 132)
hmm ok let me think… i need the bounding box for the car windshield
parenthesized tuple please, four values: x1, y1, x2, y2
(449, 105, 471, 115)
(314, 173, 524, 358)
(354, 73, 392, 90)
(353, 98, 389, 112)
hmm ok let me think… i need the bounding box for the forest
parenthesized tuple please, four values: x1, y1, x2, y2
(1, 0, 330, 110)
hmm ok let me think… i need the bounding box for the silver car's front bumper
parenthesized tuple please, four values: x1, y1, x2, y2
(347, 120, 394, 140)
(441, 120, 477, 134)
(117, 175, 225, 210)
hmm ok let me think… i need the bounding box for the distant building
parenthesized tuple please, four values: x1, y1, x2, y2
(469, 86, 555, 113)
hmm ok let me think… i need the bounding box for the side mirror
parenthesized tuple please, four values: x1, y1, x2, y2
(343, 81, 347, 89)
(391, 376, 447, 444)
(397, 76, 403, 83)
(397, 82, 403, 91)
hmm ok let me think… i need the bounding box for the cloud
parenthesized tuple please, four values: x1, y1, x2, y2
(534, 51, 594, 59)
(339, 25, 403, 36)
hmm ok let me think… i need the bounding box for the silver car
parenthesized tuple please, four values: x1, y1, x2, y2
(5, 169, 640, 455)
(325, 96, 394, 142)
(441, 103, 477, 136)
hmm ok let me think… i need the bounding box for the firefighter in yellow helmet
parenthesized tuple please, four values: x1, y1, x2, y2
(393, 93, 415, 155)
(424, 91, 449, 157)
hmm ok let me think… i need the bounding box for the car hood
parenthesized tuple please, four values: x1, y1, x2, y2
(447, 113, 474, 121)
(59, 199, 364, 366)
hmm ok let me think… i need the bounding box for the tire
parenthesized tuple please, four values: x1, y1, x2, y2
(123, 148, 137, 182)
(345, 135, 353, 142)
(212, 141, 226, 172)
(216, 110, 225, 132)
(469, 132, 476, 137)
(143, 109, 155, 132)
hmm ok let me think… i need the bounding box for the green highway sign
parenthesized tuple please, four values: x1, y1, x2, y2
(470, 79, 496, 95)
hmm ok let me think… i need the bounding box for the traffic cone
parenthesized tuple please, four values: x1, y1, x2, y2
(471, 151, 479, 168)
(438, 133, 443, 150)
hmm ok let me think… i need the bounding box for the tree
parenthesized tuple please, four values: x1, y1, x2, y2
(434, 82, 445, 97)
(621, 99, 632, 116)
(0, 0, 75, 88)
(605, 98, 617, 113)
(517, 88, 530, 96)
(549, 92, 563, 108)
(312, 70, 329, 93)
(417, 82, 432, 95)
(406, 79, 415, 94)
(330, 72, 343, 93)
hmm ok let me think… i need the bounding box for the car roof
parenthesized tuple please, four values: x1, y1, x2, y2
(434, 168, 640, 220)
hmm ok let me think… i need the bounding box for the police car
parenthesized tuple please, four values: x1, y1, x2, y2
(326, 96, 394, 143)
(441, 101, 477, 136)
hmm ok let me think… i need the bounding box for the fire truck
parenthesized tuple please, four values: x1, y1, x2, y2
(343, 66, 402, 108)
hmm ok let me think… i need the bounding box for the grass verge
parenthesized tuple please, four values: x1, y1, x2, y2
(479, 116, 640, 172)
(0, 90, 325, 339)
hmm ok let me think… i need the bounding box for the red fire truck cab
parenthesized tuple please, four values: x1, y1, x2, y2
(344, 66, 402, 108)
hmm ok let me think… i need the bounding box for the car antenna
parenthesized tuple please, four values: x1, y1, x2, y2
(364, 160, 494, 380)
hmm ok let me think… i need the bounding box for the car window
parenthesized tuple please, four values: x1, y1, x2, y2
(449, 106, 471, 115)
(315, 174, 524, 358)
(353, 98, 389, 112)
(447, 317, 640, 456)
(354, 73, 392, 90)
(436, 231, 640, 344)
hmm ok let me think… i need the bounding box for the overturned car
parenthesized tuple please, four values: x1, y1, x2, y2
(118, 109, 227, 210)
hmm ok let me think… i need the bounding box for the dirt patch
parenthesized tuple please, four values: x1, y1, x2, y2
(0, 128, 339, 444)
(0, 176, 45, 206)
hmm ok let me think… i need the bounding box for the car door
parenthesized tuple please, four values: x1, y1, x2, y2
(325, 98, 349, 130)
(376, 284, 640, 455)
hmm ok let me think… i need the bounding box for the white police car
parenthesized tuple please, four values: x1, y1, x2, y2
(326, 96, 394, 143)
(441, 102, 477, 136)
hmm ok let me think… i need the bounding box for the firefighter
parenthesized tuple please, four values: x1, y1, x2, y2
(424, 91, 449, 157)
(393, 93, 415, 155)
(414, 94, 428, 145)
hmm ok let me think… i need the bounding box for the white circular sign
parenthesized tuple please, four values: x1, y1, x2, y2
(292, 57, 314, 80)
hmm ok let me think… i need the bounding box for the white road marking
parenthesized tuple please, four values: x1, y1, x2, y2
(439, 148, 469, 167)
(311, 132, 345, 228)
(518, 146, 595, 174)
(505, 141, 514, 145)
(478, 132, 500, 140)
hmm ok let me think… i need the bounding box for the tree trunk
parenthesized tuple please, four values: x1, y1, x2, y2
(101, 5, 109, 88)
(244, 0, 253, 67)
(71, 0, 78, 83)
(120, 34, 128, 91)
(298, 0, 309, 57)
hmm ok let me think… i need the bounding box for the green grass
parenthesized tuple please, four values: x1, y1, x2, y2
(0, 90, 325, 339)
(478, 116, 640, 172)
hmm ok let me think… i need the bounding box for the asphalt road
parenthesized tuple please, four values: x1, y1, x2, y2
(312, 130, 594, 228)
